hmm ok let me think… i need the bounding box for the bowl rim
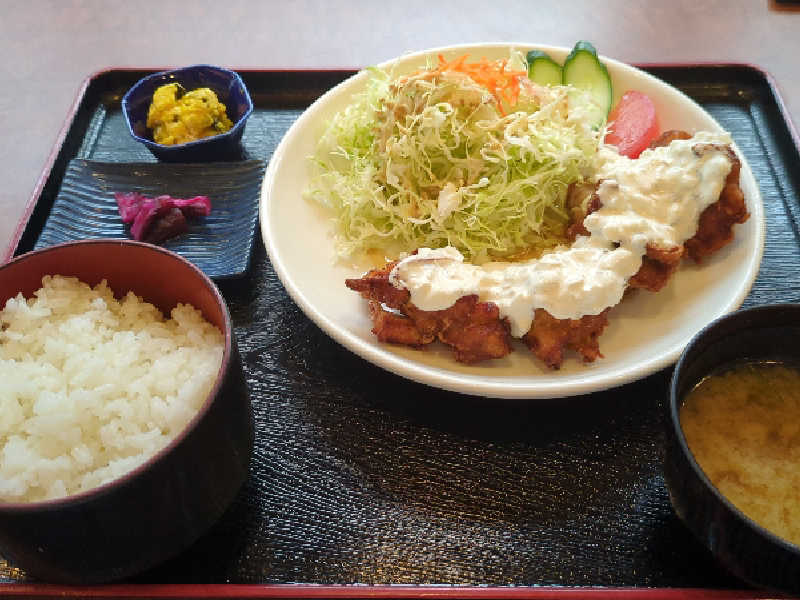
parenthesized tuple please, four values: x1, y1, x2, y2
(668, 302, 800, 556)
(121, 63, 254, 150)
(0, 239, 234, 511)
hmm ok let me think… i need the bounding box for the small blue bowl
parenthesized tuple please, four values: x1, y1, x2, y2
(122, 64, 253, 162)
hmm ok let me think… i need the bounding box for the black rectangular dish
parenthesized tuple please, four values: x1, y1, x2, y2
(2, 64, 800, 598)
(34, 158, 265, 278)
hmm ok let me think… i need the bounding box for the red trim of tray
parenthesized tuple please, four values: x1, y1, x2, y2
(0, 584, 787, 599)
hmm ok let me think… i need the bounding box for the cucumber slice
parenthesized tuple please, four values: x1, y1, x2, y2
(562, 41, 613, 128)
(526, 49, 562, 86)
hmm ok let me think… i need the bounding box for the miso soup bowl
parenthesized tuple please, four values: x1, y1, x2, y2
(0, 240, 254, 583)
(666, 303, 800, 595)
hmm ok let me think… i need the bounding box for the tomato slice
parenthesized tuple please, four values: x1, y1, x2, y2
(604, 90, 659, 158)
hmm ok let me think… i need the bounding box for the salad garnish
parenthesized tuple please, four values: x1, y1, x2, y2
(306, 50, 603, 264)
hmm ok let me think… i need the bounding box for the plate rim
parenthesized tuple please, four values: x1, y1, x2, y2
(260, 42, 766, 399)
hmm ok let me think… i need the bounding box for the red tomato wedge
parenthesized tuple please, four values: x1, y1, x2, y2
(604, 90, 659, 158)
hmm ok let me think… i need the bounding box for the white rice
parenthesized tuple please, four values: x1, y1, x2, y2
(0, 275, 224, 503)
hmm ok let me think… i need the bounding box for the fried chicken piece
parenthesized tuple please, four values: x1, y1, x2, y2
(367, 301, 430, 346)
(628, 245, 685, 292)
(345, 261, 408, 309)
(627, 142, 746, 288)
(347, 267, 513, 363)
(350, 262, 612, 368)
(522, 308, 610, 369)
(420, 296, 513, 363)
(566, 181, 683, 294)
(685, 144, 749, 262)
(566, 183, 602, 241)
(649, 131, 749, 262)
(572, 131, 747, 289)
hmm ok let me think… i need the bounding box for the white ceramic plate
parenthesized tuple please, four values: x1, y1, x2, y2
(260, 43, 765, 399)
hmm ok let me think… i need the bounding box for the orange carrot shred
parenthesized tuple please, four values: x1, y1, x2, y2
(414, 54, 527, 115)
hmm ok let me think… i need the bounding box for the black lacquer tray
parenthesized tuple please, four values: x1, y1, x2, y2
(2, 64, 800, 599)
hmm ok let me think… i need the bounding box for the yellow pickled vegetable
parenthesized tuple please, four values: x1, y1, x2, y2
(146, 82, 234, 145)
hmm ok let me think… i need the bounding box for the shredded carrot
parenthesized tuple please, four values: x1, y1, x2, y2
(410, 54, 528, 115)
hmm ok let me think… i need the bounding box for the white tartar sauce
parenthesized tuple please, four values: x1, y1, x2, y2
(388, 131, 736, 337)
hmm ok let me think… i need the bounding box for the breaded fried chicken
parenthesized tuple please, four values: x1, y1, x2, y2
(649, 131, 750, 263)
(346, 265, 513, 364)
(684, 144, 749, 262)
(346, 264, 608, 368)
(522, 308, 610, 369)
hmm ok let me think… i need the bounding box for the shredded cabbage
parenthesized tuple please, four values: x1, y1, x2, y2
(306, 57, 603, 264)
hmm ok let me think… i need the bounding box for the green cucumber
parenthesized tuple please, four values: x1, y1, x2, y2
(561, 41, 613, 128)
(526, 49, 562, 86)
